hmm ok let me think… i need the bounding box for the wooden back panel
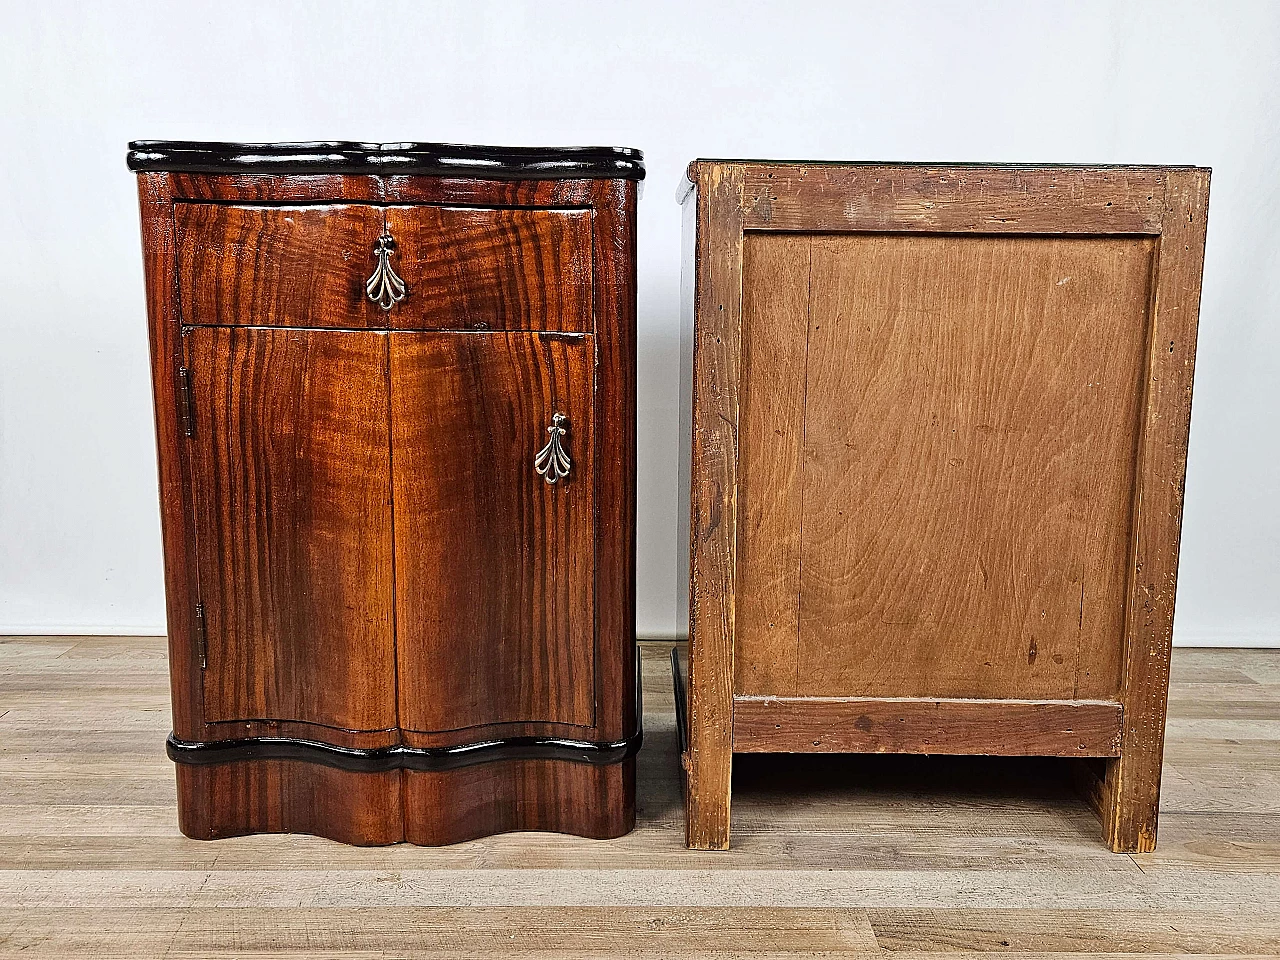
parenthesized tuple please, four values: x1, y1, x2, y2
(738, 232, 1155, 700)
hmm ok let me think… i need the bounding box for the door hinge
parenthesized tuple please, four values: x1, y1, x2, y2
(178, 367, 194, 437)
(193, 602, 207, 669)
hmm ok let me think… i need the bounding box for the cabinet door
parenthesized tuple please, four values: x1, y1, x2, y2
(185, 327, 397, 732)
(390, 332, 596, 732)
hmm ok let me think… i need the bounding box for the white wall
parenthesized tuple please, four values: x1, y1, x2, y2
(1, 0, 1278, 643)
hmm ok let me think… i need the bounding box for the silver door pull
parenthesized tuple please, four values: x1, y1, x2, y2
(534, 413, 571, 484)
(365, 231, 407, 310)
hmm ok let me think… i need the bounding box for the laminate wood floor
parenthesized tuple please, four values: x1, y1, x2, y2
(1, 637, 1277, 958)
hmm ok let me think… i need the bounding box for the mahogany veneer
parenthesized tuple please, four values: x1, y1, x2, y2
(678, 161, 1210, 852)
(131, 140, 643, 845)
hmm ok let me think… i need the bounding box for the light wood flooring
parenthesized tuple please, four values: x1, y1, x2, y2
(1, 637, 1278, 958)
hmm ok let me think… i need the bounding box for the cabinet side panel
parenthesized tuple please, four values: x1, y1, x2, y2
(186, 328, 397, 732)
(676, 193, 696, 640)
(137, 174, 203, 739)
(391, 332, 596, 732)
(735, 233, 812, 696)
(589, 179, 639, 741)
(798, 234, 1153, 700)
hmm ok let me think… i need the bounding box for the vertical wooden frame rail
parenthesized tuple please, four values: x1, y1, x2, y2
(682, 164, 746, 849)
(679, 162, 1210, 852)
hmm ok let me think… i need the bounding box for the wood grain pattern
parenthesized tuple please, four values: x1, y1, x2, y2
(403, 758, 635, 844)
(164, 172, 595, 207)
(588, 178, 641, 742)
(391, 332, 596, 733)
(386, 205, 591, 330)
(167, 173, 382, 203)
(735, 233, 811, 696)
(797, 233, 1153, 700)
(185, 327, 396, 733)
(733, 696, 1124, 756)
(382, 175, 597, 208)
(1100, 167, 1212, 853)
(136, 173, 204, 742)
(176, 760, 403, 845)
(683, 164, 745, 850)
(734, 163, 1168, 234)
(176, 203, 385, 328)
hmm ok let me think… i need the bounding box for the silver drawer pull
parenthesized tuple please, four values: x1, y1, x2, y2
(365, 231, 407, 310)
(534, 413, 572, 484)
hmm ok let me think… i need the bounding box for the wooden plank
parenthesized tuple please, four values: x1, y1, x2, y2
(684, 163, 745, 850)
(0, 907, 880, 958)
(868, 907, 1280, 954)
(740, 163, 1168, 233)
(735, 233, 811, 696)
(733, 696, 1124, 756)
(1102, 168, 1212, 853)
(797, 233, 1153, 700)
(5, 638, 1280, 947)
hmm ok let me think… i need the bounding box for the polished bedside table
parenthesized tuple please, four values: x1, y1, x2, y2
(130, 140, 643, 845)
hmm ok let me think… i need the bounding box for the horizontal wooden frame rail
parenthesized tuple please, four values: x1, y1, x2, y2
(732, 697, 1124, 757)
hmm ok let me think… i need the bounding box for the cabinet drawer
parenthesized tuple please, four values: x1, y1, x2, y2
(176, 203, 385, 328)
(386, 206, 591, 331)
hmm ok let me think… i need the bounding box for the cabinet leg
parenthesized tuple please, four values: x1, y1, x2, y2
(1074, 752, 1163, 854)
(685, 752, 732, 850)
(1101, 752, 1163, 853)
(675, 645, 732, 850)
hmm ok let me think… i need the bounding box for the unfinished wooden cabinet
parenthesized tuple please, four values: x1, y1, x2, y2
(130, 140, 642, 845)
(678, 161, 1210, 852)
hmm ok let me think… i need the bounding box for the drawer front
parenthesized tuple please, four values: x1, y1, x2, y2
(386, 206, 591, 331)
(176, 203, 385, 328)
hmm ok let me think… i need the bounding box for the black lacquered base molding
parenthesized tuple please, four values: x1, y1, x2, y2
(167, 730, 642, 773)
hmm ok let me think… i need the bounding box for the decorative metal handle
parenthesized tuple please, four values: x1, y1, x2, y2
(534, 413, 572, 484)
(365, 231, 407, 310)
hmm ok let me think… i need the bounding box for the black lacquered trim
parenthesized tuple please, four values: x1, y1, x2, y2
(671, 646, 689, 758)
(127, 140, 645, 180)
(167, 729, 642, 773)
